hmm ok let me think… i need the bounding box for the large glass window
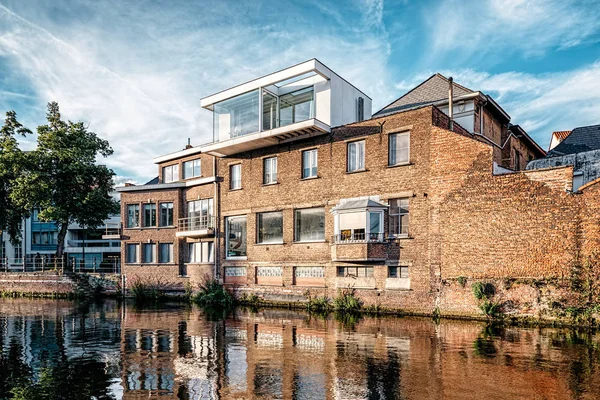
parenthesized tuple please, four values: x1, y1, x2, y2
(226, 216, 247, 259)
(389, 198, 409, 236)
(143, 203, 156, 227)
(336, 266, 374, 278)
(347, 140, 365, 172)
(127, 204, 140, 228)
(183, 159, 201, 179)
(126, 244, 138, 263)
(302, 149, 318, 179)
(159, 243, 173, 263)
(389, 132, 410, 166)
(295, 208, 325, 242)
(279, 87, 314, 127)
(257, 212, 283, 244)
(230, 164, 242, 190)
(214, 90, 260, 141)
(263, 90, 278, 131)
(162, 164, 179, 183)
(142, 243, 155, 263)
(160, 203, 174, 227)
(263, 157, 277, 185)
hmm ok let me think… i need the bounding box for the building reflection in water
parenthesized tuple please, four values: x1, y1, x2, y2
(2, 300, 600, 399)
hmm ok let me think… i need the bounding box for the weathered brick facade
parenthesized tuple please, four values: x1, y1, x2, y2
(118, 105, 600, 319)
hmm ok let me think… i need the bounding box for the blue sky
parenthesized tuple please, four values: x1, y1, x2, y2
(1, 0, 599, 183)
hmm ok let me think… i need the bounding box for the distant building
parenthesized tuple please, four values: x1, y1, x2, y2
(527, 124, 600, 191)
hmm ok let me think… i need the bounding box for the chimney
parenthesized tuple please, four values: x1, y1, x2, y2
(448, 77, 454, 131)
(185, 138, 193, 149)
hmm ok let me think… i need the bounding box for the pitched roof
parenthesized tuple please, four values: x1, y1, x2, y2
(548, 124, 600, 156)
(145, 176, 159, 185)
(374, 73, 474, 116)
(335, 199, 387, 211)
(552, 130, 572, 141)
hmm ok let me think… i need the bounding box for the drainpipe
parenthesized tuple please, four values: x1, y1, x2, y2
(448, 77, 454, 131)
(213, 155, 220, 282)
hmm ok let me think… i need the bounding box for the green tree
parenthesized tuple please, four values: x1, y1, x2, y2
(11, 102, 119, 258)
(0, 110, 31, 244)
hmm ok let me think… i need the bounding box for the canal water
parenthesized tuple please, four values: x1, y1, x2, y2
(0, 300, 599, 399)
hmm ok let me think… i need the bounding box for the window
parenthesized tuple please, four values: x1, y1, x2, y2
(213, 89, 260, 141)
(347, 140, 365, 172)
(188, 242, 214, 263)
(159, 243, 173, 263)
(279, 87, 314, 127)
(183, 159, 201, 179)
(336, 266, 374, 278)
(126, 244, 138, 264)
(295, 208, 325, 242)
(142, 243, 155, 263)
(142, 203, 157, 227)
(160, 203, 174, 227)
(263, 157, 278, 184)
(263, 90, 278, 131)
(226, 216, 247, 258)
(32, 209, 40, 221)
(257, 212, 283, 244)
(389, 132, 410, 166)
(389, 198, 409, 236)
(357, 97, 365, 122)
(127, 204, 140, 228)
(388, 266, 409, 278)
(162, 164, 179, 183)
(302, 149, 318, 179)
(230, 164, 241, 190)
(187, 199, 213, 229)
(225, 266, 246, 277)
(294, 266, 325, 278)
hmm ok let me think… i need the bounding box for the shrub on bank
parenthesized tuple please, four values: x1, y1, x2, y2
(334, 288, 362, 312)
(193, 279, 234, 307)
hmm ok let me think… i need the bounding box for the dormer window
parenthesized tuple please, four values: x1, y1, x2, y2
(162, 164, 179, 183)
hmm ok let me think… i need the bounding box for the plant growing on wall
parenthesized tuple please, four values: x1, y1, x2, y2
(568, 251, 600, 322)
(471, 282, 501, 317)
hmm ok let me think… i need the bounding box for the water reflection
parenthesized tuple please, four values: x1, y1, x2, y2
(1, 300, 600, 399)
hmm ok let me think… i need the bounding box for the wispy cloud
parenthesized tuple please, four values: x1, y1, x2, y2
(0, 0, 394, 182)
(425, 0, 600, 60)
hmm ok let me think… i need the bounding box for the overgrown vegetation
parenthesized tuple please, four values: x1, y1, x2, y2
(238, 293, 262, 307)
(567, 251, 600, 324)
(457, 276, 467, 288)
(471, 281, 502, 318)
(306, 296, 332, 312)
(192, 279, 234, 307)
(129, 277, 171, 303)
(333, 288, 362, 312)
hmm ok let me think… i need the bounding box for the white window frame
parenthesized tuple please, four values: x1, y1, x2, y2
(230, 164, 242, 190)
(162, 164, 179, 183)
(389, 132, 410, 166)
(347, 140, 365, 172)
(183, 159, 202, 179)
(301, 149, 318, 179)
(294, 207, 326, 242)
(225, 215, 247, 260)
(158, 243, 173, 263)
(142, 243, 156, 264)
(389, 198, 409, 237)
(126, 243, 138, 264)
(263, 157, 278, 185)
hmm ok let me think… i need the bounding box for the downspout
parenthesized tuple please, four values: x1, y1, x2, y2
(213, 155, 220, 282)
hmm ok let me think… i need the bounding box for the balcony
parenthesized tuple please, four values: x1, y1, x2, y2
(176, 216, 215, 238)
(331, 233, 388, 262)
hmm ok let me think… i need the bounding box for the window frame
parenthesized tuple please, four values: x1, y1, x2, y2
(158, 243, 173, 264)
(256, 211, 284, 244)
(127, 204, 140, 228)
(301, 148, 318, 179)
(347, 140, 366, 172)
(229, 164, 242, 190)
(263, 157, 278, 185)
(126, 243, 139, 264)
(183, 159, 202, 179)
(388, 131, 410, 166)
(294, 207, 326, 243)
(142, 203, 157, 228)
(389, 198, 409, 237)
(225, 215, 247, 260)
(162, 164, 179, 183)
(159, 202, 174, 227)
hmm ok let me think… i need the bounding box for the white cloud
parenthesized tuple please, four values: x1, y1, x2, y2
(425, 0, 600, 60)
(0, 1, 395, 183)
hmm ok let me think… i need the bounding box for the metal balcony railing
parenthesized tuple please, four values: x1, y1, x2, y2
(177, 215, 215, 232)
(332, 232, 386, 243)
(67, 240, 121, 248)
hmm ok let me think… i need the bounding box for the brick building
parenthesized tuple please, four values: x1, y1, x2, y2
(117, 60, 600, 316)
